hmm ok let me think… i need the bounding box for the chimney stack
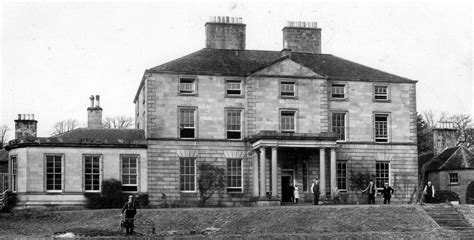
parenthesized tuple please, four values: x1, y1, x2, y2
(205, 16, 246, 50)
(432, 121, 458, 156)
(87, 95, 103, 128)
(282, 21, 321, 54)
(14, 113, 38, 139)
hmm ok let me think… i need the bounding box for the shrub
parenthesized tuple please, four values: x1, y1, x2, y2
(1, 191, 18, 213)
(101, 179, 124, 208)
(197, 162, 225, 207)
(465, 181, 474, 204)
(433, 190, 460, 203)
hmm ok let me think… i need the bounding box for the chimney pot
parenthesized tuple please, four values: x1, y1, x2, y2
(95, 95, 100, 107)
(18, 114, 21, 120)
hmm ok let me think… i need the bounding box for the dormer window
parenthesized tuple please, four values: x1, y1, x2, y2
(179, 77, 197, 95)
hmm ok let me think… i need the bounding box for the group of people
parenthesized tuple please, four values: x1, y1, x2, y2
(285, 183, 300, 203)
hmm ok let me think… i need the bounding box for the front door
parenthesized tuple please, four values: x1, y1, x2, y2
(281, 171, 294, 202)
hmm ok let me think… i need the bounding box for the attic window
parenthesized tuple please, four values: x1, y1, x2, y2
(281, 81, 296, 97)
(179, 78, 197, 95)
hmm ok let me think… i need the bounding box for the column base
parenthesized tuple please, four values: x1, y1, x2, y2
(250, 197, 281, 206)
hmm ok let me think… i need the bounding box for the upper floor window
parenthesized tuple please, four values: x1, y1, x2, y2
(226, 109, 242, 140)
(121, 155, 138, 192)
(280, 81, 296, 97)
(10, 156, 17, 192)
(227, 159, 243, 192)
(226, 80, 243, 96)
(280, 110, 296, 133)
(331, 84, 346, 99)
(374, 85, 389, 101)
(374, 114, 389, 143)
(179, 108, 196, 139)
(180, 158, 196, 192)
(84, 155, 101, 192)
(46, 155, 63, 192)
(179, 77, 197, 95)
(449, 173, 459, 185)
(332, 112, 346, 141)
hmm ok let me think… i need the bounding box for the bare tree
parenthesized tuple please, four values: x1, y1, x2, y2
(51, 119, 79, 136)
(0, 125, 10, 148)
(449, 114, 473, 145)
(103, 116, 134, 129)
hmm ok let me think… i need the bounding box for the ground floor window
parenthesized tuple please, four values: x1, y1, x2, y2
(375, 161, 390, 189)
(84, 155, 101, 192)
(336, 161, 347, 190)
(449, 173, 458, 184)
(121, 155, 138, 192)
(227, 159, 242, 192)
(180, 158, 196, 191)
(46, 155, 63, 191)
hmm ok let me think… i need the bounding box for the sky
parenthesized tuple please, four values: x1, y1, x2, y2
(1, 0, 473, 139)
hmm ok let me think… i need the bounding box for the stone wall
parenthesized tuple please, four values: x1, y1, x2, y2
(429, 169, 474, 204)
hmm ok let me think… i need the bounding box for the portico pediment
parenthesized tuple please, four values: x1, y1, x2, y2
(250, 58, 325, 78)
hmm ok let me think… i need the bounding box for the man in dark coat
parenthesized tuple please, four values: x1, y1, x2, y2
(288, 183, 295, 203)
(381, 182, 395, 204)
(121, 195, 137, 235)
(311, 178, 320, 205)
(362, 180, 377, 204)
(423, 181, 435, 204)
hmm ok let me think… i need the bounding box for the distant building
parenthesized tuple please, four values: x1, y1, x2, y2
(5, 96, 147, 207)
(134, 17, 418, 205)
(421, 122, 474, 203)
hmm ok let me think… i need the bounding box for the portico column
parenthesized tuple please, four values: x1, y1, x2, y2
(252, 150, 259, 197)
(259, 147, 266, 197)
(330, 148, 336, 197)
(271, 147, 278, 197)
(319, 148, 326, 197)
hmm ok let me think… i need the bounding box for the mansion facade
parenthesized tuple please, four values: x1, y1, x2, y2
(134, 17, 418, 205)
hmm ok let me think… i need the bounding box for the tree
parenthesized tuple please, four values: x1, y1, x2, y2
(448, 114, 473, 146)
(349, 170, 375, 204)
(197, 162, 225, 207)
(417, 113, 433, 154)
(103, 116, 134, 129)
(50, 119, 79, 135)
(0, 125, 10, 148)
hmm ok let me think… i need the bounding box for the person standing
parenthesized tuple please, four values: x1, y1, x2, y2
(121, 195, 137, 235)
(294, 183, 300, 203)
(423, 181, 435, 203)
(361, 180, 377, 204)
(311, 178, 320, 205)
(381, 182, 395, 204)
(333, 186, 340, 204)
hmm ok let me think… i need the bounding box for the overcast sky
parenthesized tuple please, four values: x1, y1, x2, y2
(1, 0, 473, 138)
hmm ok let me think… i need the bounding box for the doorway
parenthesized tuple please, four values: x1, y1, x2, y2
(281, 170, 294, 202)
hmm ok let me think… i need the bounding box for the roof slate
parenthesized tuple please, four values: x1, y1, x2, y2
(424, 146, 474, 172)
(148, 48, 415, 83)
(52, 128, 145, 141)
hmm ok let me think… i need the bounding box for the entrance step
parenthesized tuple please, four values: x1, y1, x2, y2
(423, 204, 474, 232)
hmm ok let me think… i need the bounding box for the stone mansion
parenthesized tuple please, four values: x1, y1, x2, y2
(133, 17, 418, 205)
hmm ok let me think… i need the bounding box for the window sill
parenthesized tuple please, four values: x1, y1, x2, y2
(373, 99, 391, 103)
(330, 98, 348, 101)
(178, 93, 198, 97)
(225, 95, 244, 98)
(448, 183, 459, 186)
(374, 140, 390, 144)
(227, 191, 244, 195)
(46, 191, 63, 194)
(279, 96, 298, 99)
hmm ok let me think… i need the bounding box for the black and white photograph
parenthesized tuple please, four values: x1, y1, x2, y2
(0, 0, 473, 238)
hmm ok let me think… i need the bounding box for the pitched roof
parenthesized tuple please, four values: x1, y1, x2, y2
(53, 128, 145, 141)
(0, 149, 7, 162)
(148, 48, 416, 83)
(439, 146, 474, 170)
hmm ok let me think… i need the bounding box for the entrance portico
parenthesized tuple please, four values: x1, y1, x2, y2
(250, 131, 339, 203)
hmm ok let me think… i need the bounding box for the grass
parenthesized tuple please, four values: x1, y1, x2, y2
(0, 204, 462, 238)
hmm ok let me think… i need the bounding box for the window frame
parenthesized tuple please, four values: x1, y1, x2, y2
(225, 108, 243, 140)
(178, 77, 198, 95)
(225, 79, 244, 97)
(226, 158, 243, 193)
(331, 111, 348, 141)
(375, 161, 390, 190)
(120, 154, 139, 193)
(374, 113, 390, 143)
(331, 83, 347, 100)
(83, 154, 102, 192)
(178, 107, 198, 139)
(280, 80, 297, 98)
(373, 84, 390, 102)
(10, 155, 17, 193)
(44, 154, 64, 193)
(449, 172, 459, 185)
(179, 158, 196, 192)
(336, 160, 348, 191)
(279, 109, 297, 133)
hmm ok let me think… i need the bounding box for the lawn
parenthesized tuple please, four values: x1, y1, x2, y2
(0, 204, 461, 238)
